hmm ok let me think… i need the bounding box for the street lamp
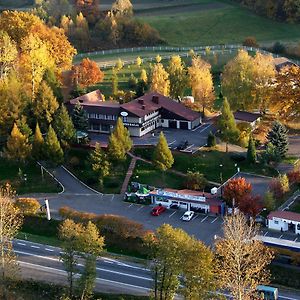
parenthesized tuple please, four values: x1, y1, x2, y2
(219, 164, 223, 198)
(24, 174, 27, 185)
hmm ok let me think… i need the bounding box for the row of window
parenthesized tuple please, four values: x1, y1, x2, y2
(141, 121, 156, 132)
(88, 113, 117, 121)
(89, 123, 111, 132)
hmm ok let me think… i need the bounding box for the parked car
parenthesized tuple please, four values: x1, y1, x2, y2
(151, 205, 166, 216)
(177, 140, 189, 150)
(181, 211, 194, 221)
(170, 203, 180, 209)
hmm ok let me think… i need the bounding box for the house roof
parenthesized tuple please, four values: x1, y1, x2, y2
(121, 92, 200, 121)
(69, 90, 108, 106)
(268, 211, 300, 223)
(233, 110, 261, 123)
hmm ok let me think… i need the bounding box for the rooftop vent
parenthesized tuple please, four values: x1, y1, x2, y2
(152, 95, 159, 104)
(138, 99, 144, 104)
(142, 105, 146, 110)
(79, 99, 84, 103)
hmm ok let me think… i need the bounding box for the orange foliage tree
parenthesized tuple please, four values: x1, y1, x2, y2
(239, 194, 263, 217)
(71, 58, 104, 88)
(223, 177, 252, 207)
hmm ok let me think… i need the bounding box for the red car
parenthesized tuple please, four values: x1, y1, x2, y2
(151, 205, 166, 216)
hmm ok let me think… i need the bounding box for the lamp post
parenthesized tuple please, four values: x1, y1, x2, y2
(219, 164, 223, 198)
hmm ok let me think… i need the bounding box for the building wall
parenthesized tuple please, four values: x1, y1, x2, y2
(268, 218, 289, 232)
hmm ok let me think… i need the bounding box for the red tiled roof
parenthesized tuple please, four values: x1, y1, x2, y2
(121, 92, 200, 121)
(234, 110, 261, 123)
(268, 211, 300, 223)
(69, 89, 106, 105)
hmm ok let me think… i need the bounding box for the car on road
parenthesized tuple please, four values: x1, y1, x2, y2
(177, 140, 189, 150)
(181, 211, 194, 221)
(151, 205, 166, 216)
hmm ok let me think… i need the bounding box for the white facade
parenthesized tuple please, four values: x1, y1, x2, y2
(268, 216, 300, 234)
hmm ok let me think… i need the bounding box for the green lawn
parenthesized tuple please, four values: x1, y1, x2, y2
(0, 158, 61, 194)
(141, 3, 300, 46)
(133, 160, 185, 189)
(65, 148, 130, 194)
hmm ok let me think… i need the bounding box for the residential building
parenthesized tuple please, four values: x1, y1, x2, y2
(66, 90, 201, 137)
(233, 110, 261, 129)
(268, 211, 300, 234)
(273, 57, 297, 72)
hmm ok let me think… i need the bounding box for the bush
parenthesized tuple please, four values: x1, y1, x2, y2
(287, 170, 300, 185)
(185, 171, 207, 190)
(69, 156, 80, 168)
(15, 198, 41, 215)
(272, 42, 286, 54)
(243, 36, 259, 47)
(207, 131, 216, 147)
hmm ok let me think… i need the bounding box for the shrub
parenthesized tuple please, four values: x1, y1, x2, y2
(69, 156, 80, 168)
(15, 198, 41, 215)
(185, 171, 207, 190)
(243, 36, 259, 47)
(269, 178, 284, 201)
(287, 170, 300, 185)
(207, 131, 216, 147)
(272, 42, 286, 54)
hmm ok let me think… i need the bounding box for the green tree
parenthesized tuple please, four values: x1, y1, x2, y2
(263, 190, 275, 211)
(33, 80, 59, 129)
(108, 132, 126, 160)
(44, 125, 64, 165)
(111, 67, 118, 96)
(263, 142, 281, 164)
(113, 117, 132, 153)
(32, 122, 44, 160)
(136, 56, 142, 67)
(43, 68, 63, 102)
(71, 102, 89, 132)
(267, 121, 289, 159)
(16, 116, 32, 138)
(140, 69, 148, 83)
(53, 104, 76, 146)
(167, 55, 188, 99)
(247, 135, 256, 163)
(89, 142, 110, 188)
(207, 131, 216, 147)
(153, 132, 174, 171)
(5, 123, 32, 162)
(150, 63, 170, 96)
(217, 98, 240, 152)
(186, 171, 207, 190)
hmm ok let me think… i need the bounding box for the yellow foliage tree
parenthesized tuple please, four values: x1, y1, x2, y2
(15, 198, 40, 215)
(150, 63, 170, 96)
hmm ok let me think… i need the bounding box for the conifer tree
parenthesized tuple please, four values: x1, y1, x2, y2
(207, 131, 216, 147)
(53, 104, 76, 146)
(43, 68, 63, 102)
(111, 68, 118, 96)
(108, 133, 126, 160)
(150, 63, 170, 96)
(217, 98, 240, 152)
(153, 132, 174, 171)
(16, 116, 32, 138)
(140, 69, 148, 83)
(247, 135, 256, 163)
(72, 102, 89, 132)
(113, 117, 132, 153)
(267, 121, 289, 159)
(32, 122, 44, 160)
(44, 125, 64, 165)
(5, 123, 32, 162)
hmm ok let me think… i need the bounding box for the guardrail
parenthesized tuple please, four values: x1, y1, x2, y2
(75, 44, 300, 69)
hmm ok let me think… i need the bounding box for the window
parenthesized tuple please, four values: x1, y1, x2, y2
(274, 220, 279, 224)
(123, 117, 128, 122)
(101, 124, 109, 132)
(297, 224, 300, 230)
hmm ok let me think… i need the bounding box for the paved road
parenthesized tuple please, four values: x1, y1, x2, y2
(13, 239, 300, 300)
(288, 135, 300, 158)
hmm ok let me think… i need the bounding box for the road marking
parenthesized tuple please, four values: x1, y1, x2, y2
(17, 242, 26, 246)
(169, 211, 177, 218)
(96, 267, 152, 281)
(45, 248, 54, 252)
(137, 206, 144, 211)
(211, 217, 219, 224)
(294, 238, 298, 242)
(201, 215, 209, 223)
(279, 234, 283, 239)
(128, 203, 134, 207)
(168, 140, 176, 146)
(198, 124, 212, 133)
(264, 231, 268, 236)
(185, 144, 194, 150)
(15, 250, 59, 262)
(111, 195, 114, 202)
(30, 245, 40, 249)
(96, 277, 151, 291)
(192, 214, 199, 221)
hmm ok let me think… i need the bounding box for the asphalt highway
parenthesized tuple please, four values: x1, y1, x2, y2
(13, 239, 300, 300)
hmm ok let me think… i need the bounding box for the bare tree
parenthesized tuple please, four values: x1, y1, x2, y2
(0, 184, 23, 299)
(215, 213, 273, 300)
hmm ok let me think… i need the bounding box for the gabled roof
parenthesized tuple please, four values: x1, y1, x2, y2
(268, 211, 300, 223)
(69, 89, 106, 106)
(234, 110, 261, 123)
(121, 92, 200, 121)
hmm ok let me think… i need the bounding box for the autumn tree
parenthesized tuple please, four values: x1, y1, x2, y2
(32, 122, 44, 160)
(150, 63, 170, 96)
(5, 123, 32, 162)
(247, 135, 256, 163)
(0, 31, 18, 80)
(215, 213, 273, 300)
(53, 104, 76, 146)
(136, 56, 142, 67)
(75, 0, 100, 24)
(71, 58, 104, 89)
(167, 55, 188, 99)
(185, 171, 207, 191)
(264, 190, 276, 211)
(72, 102, 89, 132)
(44, 125, 64, 165)
(111, 67, 118, 96)
(153, 132, 174, 171)
(15, 198, 40, 215)
(223, 177, 252, 207)
(33, 80, 59, 129)
(188, 56, 214, 115)
(239, 194, 263, 217)
(89, 142, 110, 188)
(140, 69, 148, 83)
(108, 132, 125, 160)
(217, 98, 240, 152)
(112, 0, 133, 16)
(0, 184, 23, 299)
(43, 68, 63, 102)
(267, 121, 289, 159)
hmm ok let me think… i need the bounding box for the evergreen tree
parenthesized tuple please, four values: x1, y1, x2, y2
(135, 79, 148, 97)
(263, 142, 281, 164)
(140, 69, 148, 83)
(217, 97, 240, 152)
(16, 116, 32, 138)
(5, 123, 32, 162)
(247, 135, 256, 163)
(267, 121, 289, 159)
(32, 122, 44, 160)
(264, 191, 275, 211)
(113, 117, 132, 153)
(111, 68, 118, 96)
(108, 132, 125, 160)
(43, 68, 63, 102)
(89, 142, 110, 188)
(53, 104, 76, 146)
(44, 125, 64, 165)
(153, 132, 174, 171)
(207, 131, 216, 147)
(72, 102, 88, 132)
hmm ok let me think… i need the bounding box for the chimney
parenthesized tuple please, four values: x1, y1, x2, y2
(152, 95, 159, 104)
(138, 98, 144, 104)
(142, 105, 146, 110)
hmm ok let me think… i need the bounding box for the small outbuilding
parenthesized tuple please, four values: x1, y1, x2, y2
(233, 110, 261, 129)
(268, 211, 300, 234)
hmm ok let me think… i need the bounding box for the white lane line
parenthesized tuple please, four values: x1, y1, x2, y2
(294, 238, 298, 242)
(201, 215, 209, 223)
(192, 214, 199, 221)
(96, 277, 151, 291)
(198, 124, 212, 133)
(15, 250, 59, 262)
(45, 248, 54, 252)
(17, 242, 26, 246)
(168, 140, 176, 146)
(128, 203, 134, 207)
(111, 195, 114, 202)
(137, 206, 144, 211)
(211, 217, 219, 224)
(279, 234, 283, 239)
(169, 211, 177, 218)
(96, 267, 152, 281)
(264, 231, 268, 236)
(30, 245, 40, 249)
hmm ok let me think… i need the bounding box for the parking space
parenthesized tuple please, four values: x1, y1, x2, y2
(260, 228, 299, 241)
